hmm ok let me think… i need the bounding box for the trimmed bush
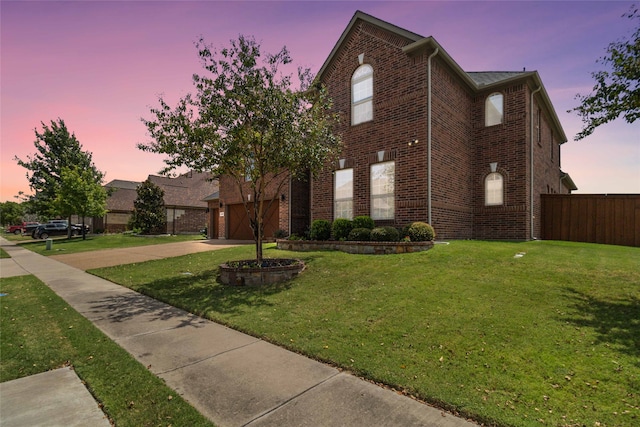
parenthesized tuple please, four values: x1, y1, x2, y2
(348, 227, 371, 241)
(332, 218, 353, 241)
(310, 219, 331, 241)
(370, 226, 400, 242)
(406, 222, 436, 241)
(352, 215, 375, 230)
(274, 229, 288, 239)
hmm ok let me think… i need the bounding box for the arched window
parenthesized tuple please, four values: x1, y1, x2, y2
(352, 64, 373, 125)
(485, 92, 504, 126)
(485, 172, 504, 206)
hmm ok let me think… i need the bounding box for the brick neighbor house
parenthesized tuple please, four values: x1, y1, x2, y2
(98, 171, 218, 234)
(208, 10, 576, 241)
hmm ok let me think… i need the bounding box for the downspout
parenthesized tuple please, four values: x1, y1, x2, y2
(288, 175, 292, 234)
(427, 48, 439, 225)
(530, 85, 541, 239)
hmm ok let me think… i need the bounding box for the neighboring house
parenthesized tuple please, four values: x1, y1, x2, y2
(98, 172, 218, 234)
(210, 10, 576, 241)
(95, 179, 139, 233)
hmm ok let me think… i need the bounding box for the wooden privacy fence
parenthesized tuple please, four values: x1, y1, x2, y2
(541, 194, 640, 247)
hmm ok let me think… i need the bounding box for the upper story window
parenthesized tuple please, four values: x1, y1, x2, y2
(352, 64, 373, 125)
(485, 172, 504, 206)
(485, 93, 504, 126)
(371, 161, 395, 220)
(334, 168, 353, 220)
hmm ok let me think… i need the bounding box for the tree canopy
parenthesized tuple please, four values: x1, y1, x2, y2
(0, 202, 24, 227)
(15, 119, 105, 218)
(571, 7, 640, 140)
(55, 166, 108, 239)
(140, 35, 341, 260)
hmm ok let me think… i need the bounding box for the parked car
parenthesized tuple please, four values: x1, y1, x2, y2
(5, 222, 39, 235)
(31, 222, 83, 239)
(24, 222, 41, 234)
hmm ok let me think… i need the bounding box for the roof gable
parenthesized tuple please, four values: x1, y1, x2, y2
(316, 10, 567, 143)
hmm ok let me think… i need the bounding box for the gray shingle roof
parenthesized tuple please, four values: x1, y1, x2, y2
(467, 71, 531, 87)
(104, 179, 140, 190)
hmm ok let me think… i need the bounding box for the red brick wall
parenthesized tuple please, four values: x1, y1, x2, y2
(429, 58, 474, 238)
(313, 21, 475, 238)
(166, 208, 207, 234)
(472, 84, 530, 240)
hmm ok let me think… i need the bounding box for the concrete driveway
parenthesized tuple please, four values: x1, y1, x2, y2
(48, 239, 250, 270)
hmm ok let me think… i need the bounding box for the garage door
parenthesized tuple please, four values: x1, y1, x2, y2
(228, 200, 279, 240)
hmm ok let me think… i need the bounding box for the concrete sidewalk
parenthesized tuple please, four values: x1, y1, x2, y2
(0, 238, 477, 426)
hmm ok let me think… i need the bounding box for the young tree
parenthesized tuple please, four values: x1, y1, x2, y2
(15, 119, 105, 217)
(571, 7, 640, 140)
(129, 179, 166, 235)
(140, 36, 341, 261)
(55, 166, 108, 239)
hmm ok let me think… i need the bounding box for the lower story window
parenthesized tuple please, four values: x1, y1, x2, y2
(334, 168, 353, 219)
(371, 161, 395, 220)
(485, 172, 504, 206)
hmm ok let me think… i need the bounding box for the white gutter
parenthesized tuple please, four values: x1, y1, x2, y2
(427, 48, 439, 225)
(530, 86, 541, 239)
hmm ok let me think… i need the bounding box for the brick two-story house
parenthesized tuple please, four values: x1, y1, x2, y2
(209, 10, 576, 241)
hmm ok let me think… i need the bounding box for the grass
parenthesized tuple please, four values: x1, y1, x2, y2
(8, 233, 205, 255)
(91, 240, 640, 426)
(0, 248, 9, 258)
(0, 275, 214, 427)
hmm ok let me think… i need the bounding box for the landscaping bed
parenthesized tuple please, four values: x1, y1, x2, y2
(219, 258, 305, 286)
(276, 239, 433, 254)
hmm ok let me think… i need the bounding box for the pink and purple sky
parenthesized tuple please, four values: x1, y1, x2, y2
(1, 1, 638, 202)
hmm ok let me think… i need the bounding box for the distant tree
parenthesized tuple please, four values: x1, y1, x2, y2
(140, 35, 341, 261)
(15, 119, 105, 217)
(55, 166, 108, 239)
(129, 179, 166, 234)
(571, 7, 640, 140)
(0, 201, 24, 227)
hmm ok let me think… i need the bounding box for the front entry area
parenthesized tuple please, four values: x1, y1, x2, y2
(227, 200, 279, 240)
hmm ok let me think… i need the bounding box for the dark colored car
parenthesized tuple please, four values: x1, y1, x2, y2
(31, 222, 82, 239)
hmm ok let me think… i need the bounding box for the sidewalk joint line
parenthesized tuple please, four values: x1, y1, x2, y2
(242, 371, 342, 426)
(155, 338, 262, 375)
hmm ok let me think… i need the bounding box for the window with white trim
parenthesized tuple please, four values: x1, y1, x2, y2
(485, 172, 504, 206)
(352, 64, 373, 125)
(334, 168, 353, 220)
(371, 161, 395, 219)
(485, 93, 504, 126)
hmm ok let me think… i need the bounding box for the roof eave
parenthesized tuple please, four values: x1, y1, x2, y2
(316, 10, 423, 83)
(561, 171, 578, 191)
(402, 37, 479, 91)
(475, 72, 568, 144)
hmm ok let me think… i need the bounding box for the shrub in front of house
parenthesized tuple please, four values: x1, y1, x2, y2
(352, 215, 375, 230)
(274, 229, 288, 239)
(406, 222, 436, 241)
(310, 219, 331, 241)
(332, 218, 353, 240)
(348, 227, 372, 241)
(370, 226, 400, 242)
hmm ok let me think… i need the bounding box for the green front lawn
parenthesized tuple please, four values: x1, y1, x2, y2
(0, 275, 214, 427)
(91, 240, 640, 426)
(15, 233, 205, 255)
